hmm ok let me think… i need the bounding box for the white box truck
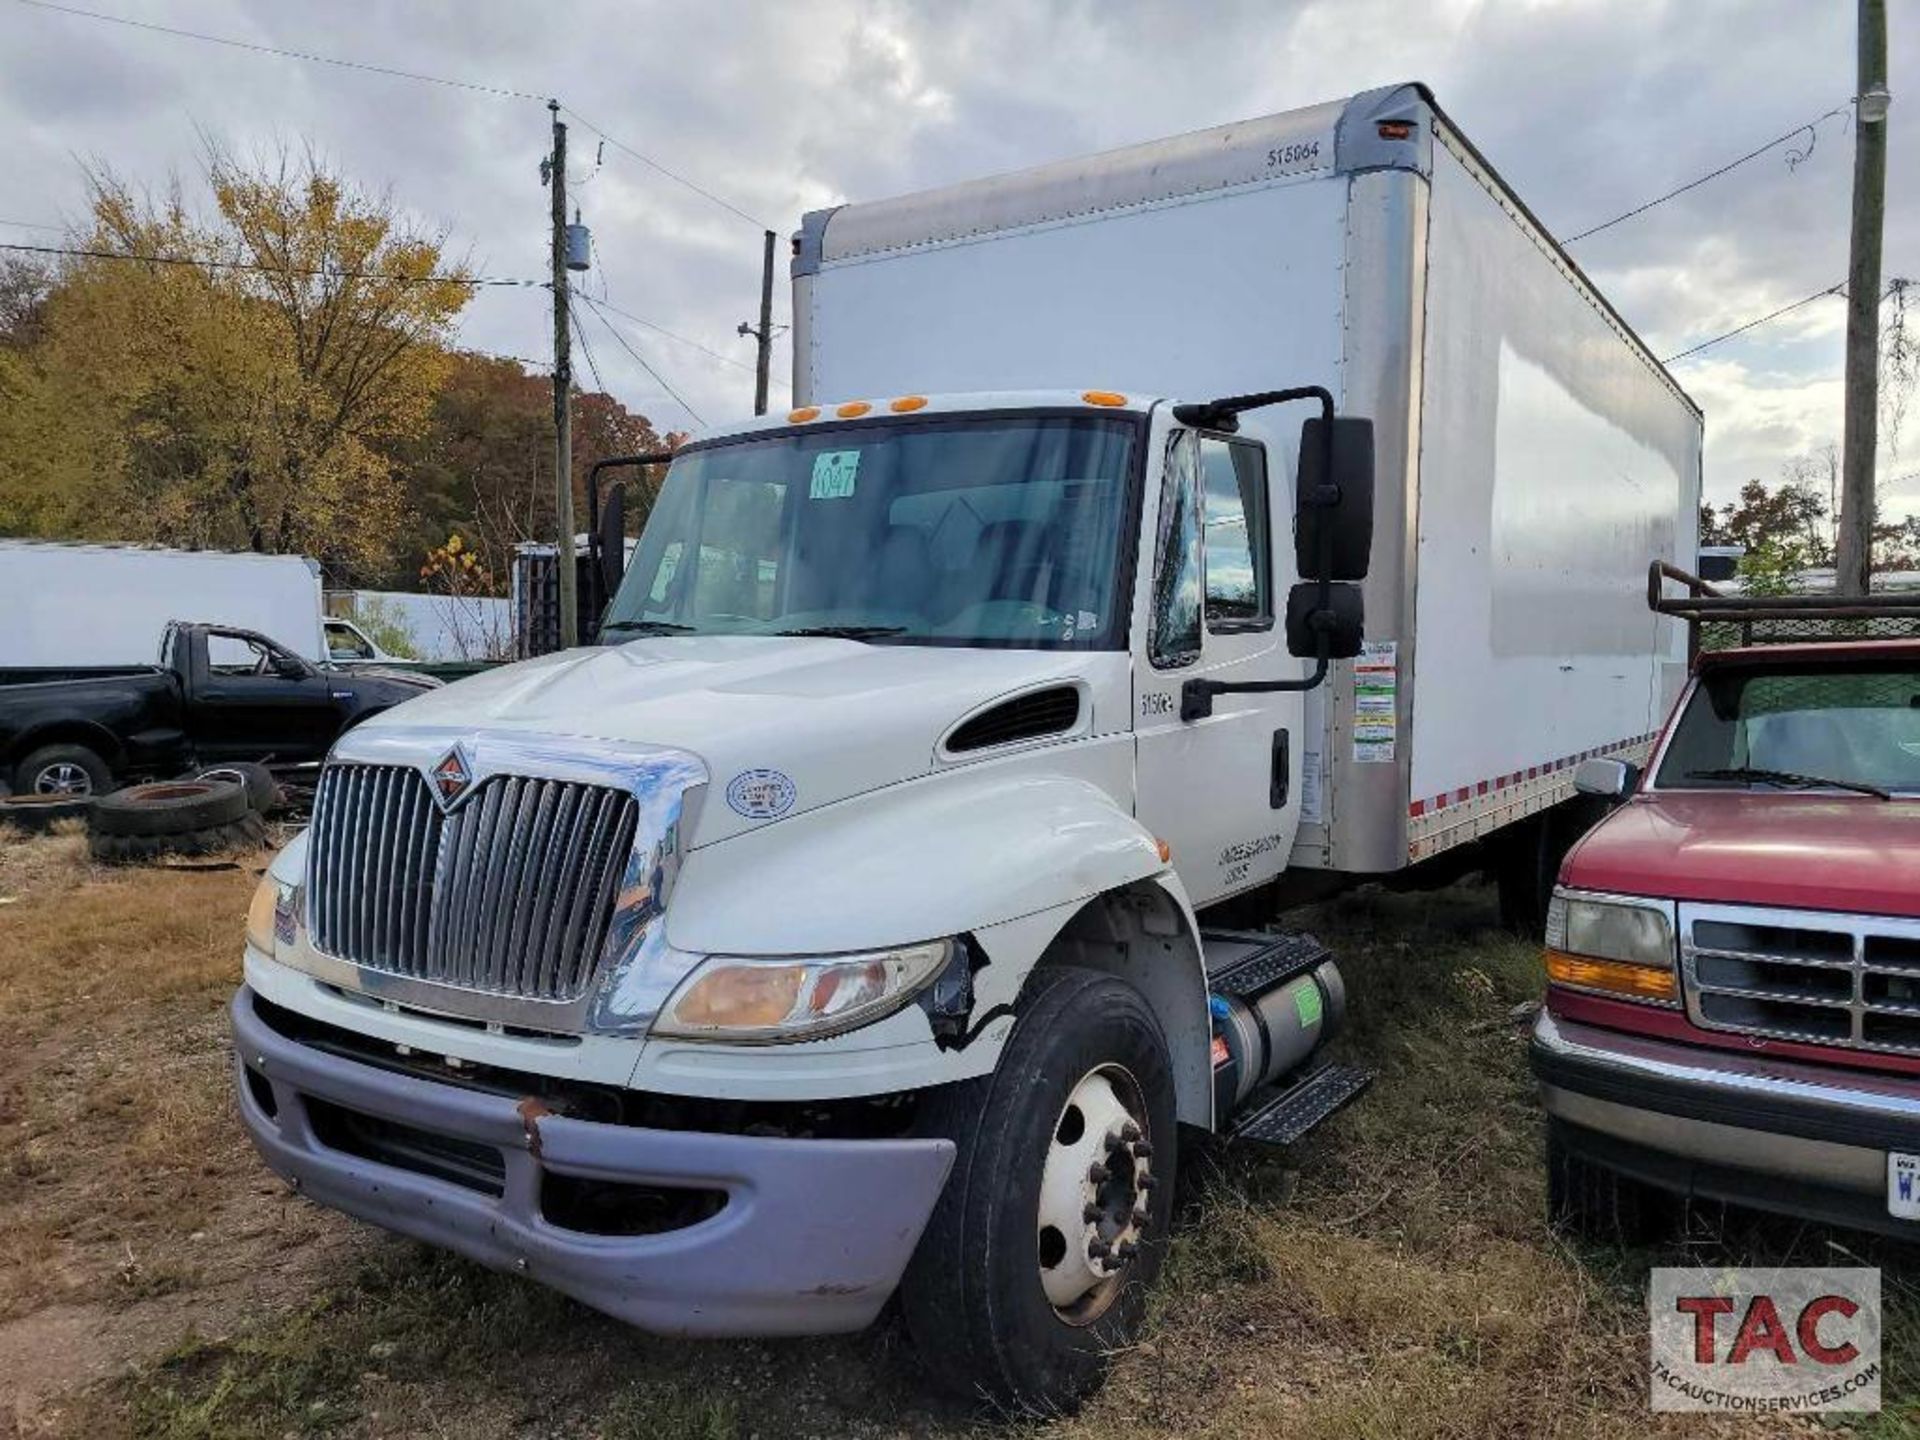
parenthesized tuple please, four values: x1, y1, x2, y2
(0, 540, 332, 664)
(232, 83, 1701, 1411)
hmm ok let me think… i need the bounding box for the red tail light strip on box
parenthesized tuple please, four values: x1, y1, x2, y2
(1405, 732, 1659, 863)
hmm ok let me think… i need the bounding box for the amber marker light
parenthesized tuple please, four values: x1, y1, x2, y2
(890, 395, 928, 412)
(1545, 950, 1677, 1003)
(836, 401, 872, 418)
(1082, 390, 1128, 407)
(788, 406, 820, 423)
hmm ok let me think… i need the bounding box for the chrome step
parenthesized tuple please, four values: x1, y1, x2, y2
(1228, 1062, 1373, 1147)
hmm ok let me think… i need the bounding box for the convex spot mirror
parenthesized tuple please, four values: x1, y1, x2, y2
(1295, 416, 1375, 582)
(1285, 582, 1365, 660)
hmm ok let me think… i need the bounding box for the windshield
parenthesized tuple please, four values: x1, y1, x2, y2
(1656, 662, 1920, 795)
(602, 413, 1139, 649)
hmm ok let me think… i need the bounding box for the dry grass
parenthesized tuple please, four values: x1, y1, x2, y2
(2, 836, 1914, 1438)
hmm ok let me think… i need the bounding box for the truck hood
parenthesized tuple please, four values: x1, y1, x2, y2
(1564, 791, 1920, 919)
(361, 636, 1105, 847)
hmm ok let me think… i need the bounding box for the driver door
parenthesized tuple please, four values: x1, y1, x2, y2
(191, 629, 332, 762)
(1133, 427, 1304, 910)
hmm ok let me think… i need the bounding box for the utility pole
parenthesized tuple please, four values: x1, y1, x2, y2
(547, 100, 579, 647)
(1837, 0, 1890, 596)
(738, 229, 776, 416)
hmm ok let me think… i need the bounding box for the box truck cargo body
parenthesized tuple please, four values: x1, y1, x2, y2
(230, 83, 1703, 1412)
(793, 81, 1702, 877)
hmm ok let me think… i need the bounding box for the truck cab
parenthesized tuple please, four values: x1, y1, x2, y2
(1533, 574, 1920, 1241)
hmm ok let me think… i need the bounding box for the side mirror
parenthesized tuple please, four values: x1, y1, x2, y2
(1285, 581, 1365, 659)
(1295, 416, 1375, 581)
(598, 481, 628, 598)
(273, 654, 311, 680)
(1573, 757, 1639, 800)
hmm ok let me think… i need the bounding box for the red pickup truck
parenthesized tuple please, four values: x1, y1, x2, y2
(1531, 569, 1920, 1241)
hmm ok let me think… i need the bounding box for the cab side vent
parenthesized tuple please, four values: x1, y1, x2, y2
(947, 687, 1081, 753)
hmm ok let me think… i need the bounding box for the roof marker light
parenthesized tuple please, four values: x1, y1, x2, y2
(1377, 120, 1415, 141)
(836, 401, 872, 418)
(890, 395, 928, 413)
(788, 406, 820, 423)
(1082, 390, 1128, 407)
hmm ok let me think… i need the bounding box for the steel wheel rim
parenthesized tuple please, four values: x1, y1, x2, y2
(1035, 1062, 1153, 1325)
(34, 763, 92, 796)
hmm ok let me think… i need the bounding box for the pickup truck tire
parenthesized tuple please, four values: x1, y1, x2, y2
(13, 743, 113, 799)
(193, 763, 281, 815)
(0, 793, 94, 832)
(1546, 1123, 1669, 1246)
(89, 779, 251, 838)
(900, 965, 1177, 1414)
(89, 811, 267, 864)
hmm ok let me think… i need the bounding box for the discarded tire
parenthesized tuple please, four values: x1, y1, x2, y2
(0, 793, 94, 833)
(90, 780, 251, 839)
(89, 810, 268, 865)
(192, 763, 281, 815)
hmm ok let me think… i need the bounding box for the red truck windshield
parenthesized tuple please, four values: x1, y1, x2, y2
(1656, 662, 1920, 796)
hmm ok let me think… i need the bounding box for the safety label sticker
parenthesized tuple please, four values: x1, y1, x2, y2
(1353, 639, 1397, 765)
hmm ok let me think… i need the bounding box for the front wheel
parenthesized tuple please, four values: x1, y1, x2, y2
(900, 965, 1177, 1413)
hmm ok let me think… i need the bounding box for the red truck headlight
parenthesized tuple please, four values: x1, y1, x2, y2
(1544, 888, 1678, 1005)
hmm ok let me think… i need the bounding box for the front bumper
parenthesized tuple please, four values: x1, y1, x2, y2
(232, 986, 956, 1336)
(1532, 1008, 1920, 1238)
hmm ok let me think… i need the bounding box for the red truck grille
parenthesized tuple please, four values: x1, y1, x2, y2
(1680, 903, 1920, 1056)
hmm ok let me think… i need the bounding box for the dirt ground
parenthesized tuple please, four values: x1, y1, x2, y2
(1, 820, 1916, 1439)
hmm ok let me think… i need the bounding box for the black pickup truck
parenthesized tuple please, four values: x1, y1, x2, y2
(0, 621, 438, 796)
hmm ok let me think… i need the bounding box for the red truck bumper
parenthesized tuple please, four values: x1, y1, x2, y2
(1531, 1009, 1920, 1238)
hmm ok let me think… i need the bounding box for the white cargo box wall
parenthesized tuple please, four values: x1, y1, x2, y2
(792, 82, 1702, 875)
(0, 540, 330, 665)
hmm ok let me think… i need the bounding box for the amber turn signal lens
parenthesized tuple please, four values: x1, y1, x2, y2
(1545, 949, 1677, 1002)
(889, 395, 928, 412)
(1082, 390, 1128, 407)
(835, 401, 872, 418)
(788, 406, 820, 423)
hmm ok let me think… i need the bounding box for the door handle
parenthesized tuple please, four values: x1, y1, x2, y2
(1270, 729, 1289, 809)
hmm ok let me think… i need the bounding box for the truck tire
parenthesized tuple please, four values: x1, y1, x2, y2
(89, 780, 251, 838)
(900, 965, 1178, 1413)
(12, 743, 113, 799)
(193, 762, 281, 815)
(0, 793, 94, 833)
(89, 811, 268, 865)
(1546, 1124, 1668, 1246)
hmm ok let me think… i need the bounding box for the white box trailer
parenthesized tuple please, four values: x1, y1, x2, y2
(792, 81, 1702, 878)
(0, 540, 330, 664)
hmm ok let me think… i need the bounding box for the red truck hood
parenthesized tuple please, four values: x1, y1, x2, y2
(1564, 791, 1920, 919)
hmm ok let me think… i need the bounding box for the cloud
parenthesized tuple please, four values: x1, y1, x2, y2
(1, 0, 1912, 512)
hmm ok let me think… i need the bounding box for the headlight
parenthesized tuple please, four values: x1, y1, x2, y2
(246, 874, 298, 956)
(1544, 889, 1677, 1004)
(652, 939, 955, 1043)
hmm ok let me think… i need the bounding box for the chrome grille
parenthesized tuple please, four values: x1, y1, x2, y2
(1681, 903, 1920, 1056)
(308, 764, 640, 1002)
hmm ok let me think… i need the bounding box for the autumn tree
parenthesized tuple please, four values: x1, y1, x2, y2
(0, 145, 473, 579)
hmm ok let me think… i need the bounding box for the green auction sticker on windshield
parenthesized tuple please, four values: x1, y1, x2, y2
(809, 449, 861, 500)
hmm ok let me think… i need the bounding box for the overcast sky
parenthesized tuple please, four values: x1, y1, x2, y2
(2, 0, 1913, 520)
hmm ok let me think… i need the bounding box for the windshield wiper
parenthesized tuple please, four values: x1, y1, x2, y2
(773, 625, 907, 641)
(1686, 766, 1892, 800)
(600, 619, 696, 636)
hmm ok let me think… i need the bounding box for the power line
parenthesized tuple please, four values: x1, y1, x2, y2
(10, 0, 548, 101)
(1563, 103, 1851, 245)
(578, 295, 703, 425)
(1662, 282, 1847, 364)
(587, 292, 786, 386)
(568, 297, 608, 395)
(0, 239, 539, 288)
(0, 217, 66, 233)
(559, 106, 771, 232)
